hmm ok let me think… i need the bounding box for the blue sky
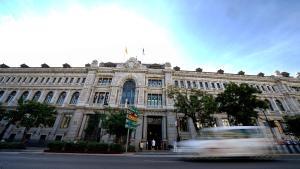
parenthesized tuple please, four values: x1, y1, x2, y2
(0, 0, 299, 76)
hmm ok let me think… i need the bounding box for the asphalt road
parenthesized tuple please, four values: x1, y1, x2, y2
(0, 152, 300, 169)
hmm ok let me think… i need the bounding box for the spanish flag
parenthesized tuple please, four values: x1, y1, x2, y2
(125, 47, 128, 55)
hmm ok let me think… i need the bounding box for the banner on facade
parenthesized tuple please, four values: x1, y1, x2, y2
(125, 106, 141, 129)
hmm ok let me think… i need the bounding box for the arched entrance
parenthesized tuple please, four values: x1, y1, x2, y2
(121, 79, 136, 105)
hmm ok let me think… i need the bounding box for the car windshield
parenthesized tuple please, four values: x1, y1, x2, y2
(197, 128, 265, 140)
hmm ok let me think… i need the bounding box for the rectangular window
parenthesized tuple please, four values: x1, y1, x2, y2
(76, 78, 80, 83)
(52, 78, 56, 83)
(205, 82, 209, 89)
(17, 77, 22, 83)
(199, 82, 203, 88)
(23, 77, 27, 83)
(28, 77, 33, 83)
(174, 80, 179, 87)
(40, 77, 44, 83)
(148, 79, 162, 87)
(211, 82, 215, 88)
(46, 77, 50, 83)
(6, 77, 10, 82)
(193, 81, 197, 88)
(180, 81, 185, 88)
(58, 77, 62, 83)
(82, 78, 86, 83)
(98, 77, 112, 86)
(147, 94, 162, 107)
(34, 77, 38, 83)
(64, 77, 68, 83)
(11, 77, 15, 82)
(60, 114, 72, 128)
(93, 92, 110, 105)
(216, 83, 220, 89)
(70, 78, 74, 83)
(187, 81, 191, 89)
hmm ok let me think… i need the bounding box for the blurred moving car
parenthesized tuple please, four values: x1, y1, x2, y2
(176, 126, 277, 158)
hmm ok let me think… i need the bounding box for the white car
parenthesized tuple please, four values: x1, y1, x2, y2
(176, 126, 277, 158)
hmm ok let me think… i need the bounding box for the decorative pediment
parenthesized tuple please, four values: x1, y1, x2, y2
(121, 57, 146, 69)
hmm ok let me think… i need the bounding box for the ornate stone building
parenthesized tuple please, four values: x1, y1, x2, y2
(0, 57, 300, 149)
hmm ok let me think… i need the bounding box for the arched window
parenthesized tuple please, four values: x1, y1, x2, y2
(32, 91, 41, 102)
(69, 92, 80, 104)
(0, 90, 4, 100)
(20, 91, 29, 101)
(56, 92, 66, 105)
(5, 91, 16, 103)
(121, 79, 136, 105)
(44, 91, 54, 104)
(275, 100, 285, 111)
(265, 99, 274, 111)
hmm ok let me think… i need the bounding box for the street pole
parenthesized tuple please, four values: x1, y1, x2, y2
(125, 127, 130, 153)
(125, 99, 129, 153)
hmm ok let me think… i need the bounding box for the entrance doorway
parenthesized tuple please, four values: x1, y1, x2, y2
(147, 116, 162, 150)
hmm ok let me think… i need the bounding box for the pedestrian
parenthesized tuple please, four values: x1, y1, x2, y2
(151, 139, 156, 150)
(139, 141, 144, 151)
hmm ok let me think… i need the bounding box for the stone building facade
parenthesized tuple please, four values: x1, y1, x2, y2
(0, 57, 300, 149)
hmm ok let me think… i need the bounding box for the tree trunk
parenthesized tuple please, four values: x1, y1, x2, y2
(191, 117, 200, 133)
(0, 122, 11, 140)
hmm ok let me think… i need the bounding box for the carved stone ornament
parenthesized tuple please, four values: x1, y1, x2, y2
(124, 57, 141, 69)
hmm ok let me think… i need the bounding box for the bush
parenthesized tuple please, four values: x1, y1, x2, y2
(64, 142, 87, 153)
(47, 141, 65, 152)
(109, 143, 123, 153)
(128, 145, 135, 152)
(87, 142, 109, 153)
(0, 142, 25, 149)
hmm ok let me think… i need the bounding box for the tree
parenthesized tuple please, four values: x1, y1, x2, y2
(257, 72, 265, 77)
(173, 66, 180, 71)
(0, 100, 56, 141)
(216, 82, 267, 126)
(284, 115, 300, 138)
(281, 72, 290, 77)
(17, 100, 56, 141)
(102, 109, 127, 143)
(196, 68, 203, 72)
(167, 86, 217, 132)
(84, 113, 106, 141)
(0, 101, 25, 140)
(217, 69, 224, 74)
(238, 71, 245, 75)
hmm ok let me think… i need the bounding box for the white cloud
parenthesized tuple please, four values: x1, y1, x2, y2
(0, 4, 185, 67)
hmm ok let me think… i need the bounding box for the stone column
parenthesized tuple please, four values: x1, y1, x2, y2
(50, 90, 60, 104)
(64, 110, 84, 141)
(38, 90, 47, 103)
(9, 90, 22, 106)
(77, 114, 88, 140)
(49, 113, 63, 140)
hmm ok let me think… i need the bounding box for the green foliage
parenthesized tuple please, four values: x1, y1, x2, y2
(64, 141, 87, 152)
(238, 71, 245, 75)
(216, 82, 267, 126)
(47, 141, 65, 151)
(102, 109, 127, 143)
(0, 142, 25, 149)
(84, 113, 105, 141)
(284, 115, 300, 138)
(87, 142, 109, 153)
(109, 143, 123, 153)
(257, 72, 265, 77)
(173, 66, 180, 71)
(17, 100, 56, 129)
(167, 86, 217, 131)
(196, 68, 203, 72)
